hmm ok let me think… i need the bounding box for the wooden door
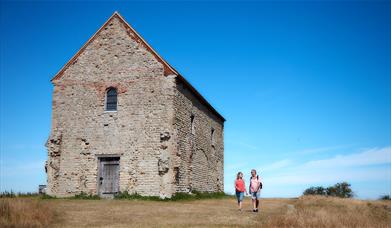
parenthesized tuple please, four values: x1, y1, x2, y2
(98, 157, 120, 196)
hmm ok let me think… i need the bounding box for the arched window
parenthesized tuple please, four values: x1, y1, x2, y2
(105, 87, 117, 111)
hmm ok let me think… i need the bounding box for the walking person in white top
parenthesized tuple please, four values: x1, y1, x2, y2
(249, 169, 262, 212)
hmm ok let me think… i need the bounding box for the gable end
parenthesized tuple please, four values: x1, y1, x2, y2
(51, 11, 225, 122)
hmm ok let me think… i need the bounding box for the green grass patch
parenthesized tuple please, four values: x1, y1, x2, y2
(40, 194, 58, 199)
(70, 192, 100, 200)
(114, 191, 230, 201)
(40, 192, 101, 200)
(40, 192, 100, 200)
(2, 190, 230, 201)
(114, 192, 160, 201)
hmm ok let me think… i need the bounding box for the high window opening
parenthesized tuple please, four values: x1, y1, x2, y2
(105, 87, 117, 111)
(174, 167, 180, 185)
(191, 115, 195, 135)
(211, 128, 215, 146)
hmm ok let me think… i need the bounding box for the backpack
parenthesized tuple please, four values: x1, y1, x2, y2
(249, 175, 263, 192)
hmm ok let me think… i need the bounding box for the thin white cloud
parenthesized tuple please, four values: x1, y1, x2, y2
(237, 142, 258, 150)
(304, 147, 391, 168)
(225, 162, 246, 171)
(226, 138, 258, 150)
(294, 144, 354, 155)
(0, 160, 46, 177)
(261, 159, 292, 172)
(265, 166, 390, 185)
(263, 147, 391, 186)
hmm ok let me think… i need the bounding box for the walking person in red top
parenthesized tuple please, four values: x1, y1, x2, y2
(235, 172, 247, 211)
(249, 169, 262, 212)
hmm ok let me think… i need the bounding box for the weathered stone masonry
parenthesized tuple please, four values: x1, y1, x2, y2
(46, 12, 225, 198)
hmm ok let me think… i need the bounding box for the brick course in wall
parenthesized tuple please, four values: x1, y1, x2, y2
(46, 12, 224, 198)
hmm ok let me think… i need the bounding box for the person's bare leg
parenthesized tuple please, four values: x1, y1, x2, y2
(252, 199, 257, 210)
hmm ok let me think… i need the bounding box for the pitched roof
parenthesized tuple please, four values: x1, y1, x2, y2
(51, 11, 225, 122)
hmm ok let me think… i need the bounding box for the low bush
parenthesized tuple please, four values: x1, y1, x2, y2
(303, 182, 354, 198)
(114, 192, 161, 201)
(71, 192, 100, 200)
(379, 195, 390, 200)
(303, 186, 326, 196)
(326, 182, 354, 198)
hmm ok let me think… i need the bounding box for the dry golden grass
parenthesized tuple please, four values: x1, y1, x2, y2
(1, 196, 390, 227)
(259, 196, 391, 228)
(0, 198, 57, 228)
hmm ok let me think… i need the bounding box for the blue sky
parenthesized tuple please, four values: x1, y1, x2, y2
(1, 1, 390, 199)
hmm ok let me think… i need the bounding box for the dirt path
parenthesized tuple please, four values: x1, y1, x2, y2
(49, 197, 293, 227)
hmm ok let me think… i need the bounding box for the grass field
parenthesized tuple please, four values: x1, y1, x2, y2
(1, 195, 390, 227)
